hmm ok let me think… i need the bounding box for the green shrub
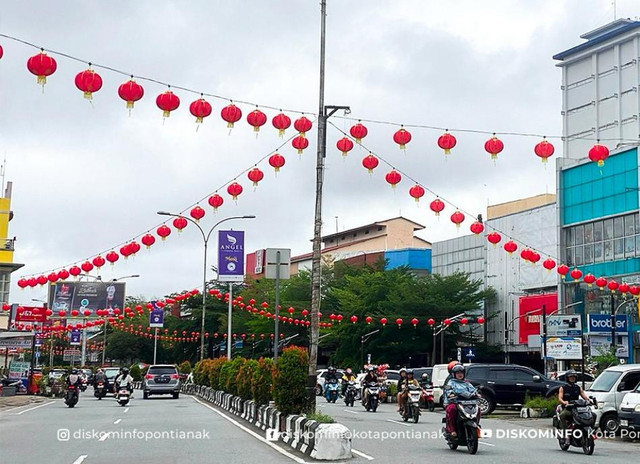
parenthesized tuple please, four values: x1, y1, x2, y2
(224, 358, 246, 395)
(252, 357, 276, 405)
(237, 359, 259, 401)
(274, 346, 309, 415)
(524, 395, 558, 417)
(130, 364, 142, 382)
(209, 357, 227, 390)
(388, 382, 398, 396)
(193, 359, 216, 386)
(179, 360, 192, 374)
(306, 412, 335, 423)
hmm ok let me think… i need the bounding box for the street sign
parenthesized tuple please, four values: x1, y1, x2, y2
(63, 349, 81, 361)
(0, 337, 32, 349)
(457, 347, 462, 362)
(265, 248, 291, 280)
(218, 230, 245, 282)
(547, 315, 582, 337)
(545, 337, 582, 360)
(70, 330, 81, 346)
(149, 302, 164, 328)
(465, 347, 475, 359)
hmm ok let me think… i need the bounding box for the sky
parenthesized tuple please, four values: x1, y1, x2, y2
(1, 0, 637, 303)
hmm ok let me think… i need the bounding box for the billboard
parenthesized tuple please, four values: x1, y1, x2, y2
(518, 293, 557, 344)
(14, 306, 47, 323)
(587, 314, 628, 333)
(218, 230, 245, 282)
(545, 337, 582, 360)
(547, 314, 582, 337)
(48, 281, 126, 316)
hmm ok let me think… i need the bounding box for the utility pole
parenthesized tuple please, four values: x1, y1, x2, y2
(610, 293, 616, 356)
(541, 304, 547, 376)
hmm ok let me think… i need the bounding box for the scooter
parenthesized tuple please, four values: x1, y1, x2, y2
(65, 384, 79, 408)
(116, 386, 131, 407)
(362, 382, 380, 412)
(421, 386, 435, 412)
(401, 385, 422, 423)
(325, 378, 340, 403)
(553, 397, 598, 455)
(442, 392, 481, 455)
(344, 380, 357, 407)
(94, 381, 106, 400)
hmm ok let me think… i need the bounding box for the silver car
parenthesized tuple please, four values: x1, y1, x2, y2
(143, 364, 180, 399)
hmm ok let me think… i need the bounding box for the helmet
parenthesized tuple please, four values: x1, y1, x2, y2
(451, 364, 465, 376)
(122, 367, 130, 375)
(447, 361, 460, 373)
(346, 368, 352, 375)
(566, 370, 578, 382)
(421, 373, 430, 380)
(97, 368, 103, 373)
(71, 368, 78, 375)
(406, 369, 414, 377)
(328, 366, 335, 372)
(367, 366, 375, 372)
(399, 368, 406, 374)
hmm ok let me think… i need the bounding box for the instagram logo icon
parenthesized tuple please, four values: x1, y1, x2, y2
(57, 429, 70, 441)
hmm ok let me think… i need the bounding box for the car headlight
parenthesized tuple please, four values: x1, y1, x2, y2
(598, 401, 605, 408)
(634, 404, 640, 412)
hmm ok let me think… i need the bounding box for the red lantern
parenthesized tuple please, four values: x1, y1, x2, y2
(129, 241, 141, 256)
(18, 278, 28, 289)
(365, 316, 372, 324)
(470, 221, 484, 235)
(437, 132, 457, 155)
(608, 280, 619, 293)
(385, 170, 402, 189)
(350, 315, 358, 324)
(409, 184, 425, 202)
(503, 240, 518, 255)
(588, 143, 609, 167)
(292, 135, 309, 154)
(629, 286, 640, 296)
(542, 258, 556, 271)
(190, 206, 205, 222)
(221, 103, 242, 128)
(189, 98, 212, 124)
(460, 318, 468, 325)
(71, 310, 79, 317)
(104, 251, 118, 265)
(487, 232, 501, 246)
(570, 268, 582, 281)
(336, 314, 343, 323)
(69, 266, 81, 277)
(350, 122, 368, 143)
(595, 277, 607, 290)
(362, 154, 379, 173)
(411, 318, 419, 327)
(27, 52, 57, 86)
(520, 248, 533, 262)
(395, 318, 403, 327)
(156, 90, 180, 118)
(141, 234, 155, 249)
(81, 261, 94, 274)
(583, 273, 596, 287)
(380, 317, 387, 326)
(248, 167, 264, 187)
(172, 217, 187, 232)
(118, 79, 144, 109)
(157, 224, 172, 241)
(247, 108, 267, 132)
(92, 255, 106, 269)
(294, 116, 313, 136)
(477, 317, 485, 324)
(227, 182, 243, 200)
(0, 46, 3, 60)
(47, 272, 58, 283)
(444, 318, 451, 326)
(268, 153, 286, 173)
(301, 309, 309, 317)
(427, 318, 435, 326)
(208, 194, 224, 212)
(393, 127, 412, 149)
(619, 283, 629, 294)
(336, 137, 354, 157)
(430, 199, 445, 216)
(450, 211, 465, 228)
(484, 135, 504, 160)
(272, 113, 291, 136)
(529, 251, 540, 264)
(83, 309, 91, 317)
(58, 310, 66, 317)
(74, 68, 103, 100)
(557, 264, 570, 279)
(534, 139, 555, 163)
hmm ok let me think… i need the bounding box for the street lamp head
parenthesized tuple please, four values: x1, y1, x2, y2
(157, 211, 172, 216)
(242, 215, 256, 219)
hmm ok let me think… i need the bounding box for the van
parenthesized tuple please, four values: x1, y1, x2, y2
(586, 364, 640, 433)
(431, 364, 451, 408)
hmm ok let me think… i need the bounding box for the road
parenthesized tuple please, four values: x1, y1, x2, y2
(317, 398, 640, 463)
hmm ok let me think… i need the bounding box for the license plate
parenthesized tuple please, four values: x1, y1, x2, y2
(620, 419, 628, 427)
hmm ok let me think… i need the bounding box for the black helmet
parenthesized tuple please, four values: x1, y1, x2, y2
(71, 368, 78, 375)
(328, 366, 335, 372)
(451, 364, 465, 376)
(406, 369, 414, 377)
(566, 370, 578, 382)
(122, 367, 130, 375)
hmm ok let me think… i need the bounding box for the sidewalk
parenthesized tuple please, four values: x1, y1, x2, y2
(0, 395, 47, 410)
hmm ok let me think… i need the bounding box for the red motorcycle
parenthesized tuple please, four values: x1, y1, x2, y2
(421, 386, 435, 412)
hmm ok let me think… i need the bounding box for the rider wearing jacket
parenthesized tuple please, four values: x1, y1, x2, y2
(445, 365, 480, 436)
(398, 369, 420, 412)
(324, 366, 340, 396)
(341, 368, 356, 396)
(114, 367, 134, 395)
(361, 366, 378, 404)
(66, 369, 82, 388)
(557, 370, 592, 428)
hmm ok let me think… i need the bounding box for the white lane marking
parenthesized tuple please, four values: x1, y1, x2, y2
(123, 408, 129, 414)
(114, 419, 121, 424)
(98, 432, 109, 442)
(479, 441, 496, 447)
(352, 449, 375, 460)
(191, 396, 308, 464)
(343, 409, 359, 414)
(385, 419, 412, 427)
(71, 455, 88, 464)
(16, 401, 55, 415)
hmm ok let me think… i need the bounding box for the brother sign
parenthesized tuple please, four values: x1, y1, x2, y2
(587, 314, 628, 333)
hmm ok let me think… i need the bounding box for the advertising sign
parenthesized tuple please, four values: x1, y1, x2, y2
(518, 293, 557, 344)
(0, 337, 32, 349)
(149, 301, 164, 328)
(49, 281, 126, 316)
(14, 306, 47, 323)
(218, 230, 245, 282)
(70, 330, 81, 345)
(547, 315, 582, 337)
(587, 314, 628, 333)
(588, 334, 629, 357)
(9, 361, 31, 380)
(545, 337, 582, 360)
(63, 349, 81, 362)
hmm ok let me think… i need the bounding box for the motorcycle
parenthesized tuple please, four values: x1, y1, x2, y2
(553, 397, 598, 455)
(442, 391, 481, 455)
(80, 378, 88, 392)
(65, 384, 79, 408)
(325, 378, 340, 403)
(344, 380, 357, 407)
(362, 382, 380, 412)
(94, 381, 106, 400)
(401, 385, 422, 423)
(421, 386, 435, 412)
(116, 386, 131, 407)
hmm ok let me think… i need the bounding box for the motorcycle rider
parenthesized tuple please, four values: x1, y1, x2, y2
(361, 366, 379, 405)
(66, 368, 82, 388)
(114, 367, 134, 397)
(398, 369, 420, 413)
(396, 368, 407, 411)
(419, 372, 433, 389)
(557, 370, 593, 429)
(94, 368, 107, 392)
(341, 368, 357, 396)
(444, 364, 480, 437)
(324, 366, 340, 398)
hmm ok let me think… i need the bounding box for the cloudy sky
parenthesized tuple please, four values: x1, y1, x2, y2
(2, 0, 637, 303)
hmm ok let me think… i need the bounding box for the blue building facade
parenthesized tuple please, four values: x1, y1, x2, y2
(384, 248, 432, 273)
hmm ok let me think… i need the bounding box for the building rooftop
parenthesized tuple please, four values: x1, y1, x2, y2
(553, 19, 640, 61)
(321, 216, 426, 242)
(487, 193, 556, 220)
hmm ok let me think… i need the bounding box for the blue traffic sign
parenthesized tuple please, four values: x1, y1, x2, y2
(465, 347, 475, 359)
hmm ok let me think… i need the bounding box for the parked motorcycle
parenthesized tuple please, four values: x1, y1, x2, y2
(362, 382, 380, 412)
(442, 392, 481, 455)
(553, 397, 598, 455)
(325, 378, 340, 403)
(65, 384, 79, 408)
(344, 380, 357, 407)
(421, 386, 435, 412)
(94, 381, 106, 400)
(401, 385, 422, 423)
(116, 387, 130, 407)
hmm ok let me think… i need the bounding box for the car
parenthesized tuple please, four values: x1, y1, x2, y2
(48, 368, 67, 380)
(553, 370, 595, 390)
(431, 364, 452, 408)
(103, 367, 122, 395)
(315, 369, 344, 396)
(413, 367, 433, 382)
(619, 381, 640, 433)
(586, 364, 640, 433)
(461, 363, 565, 415)
(143, 364, 181, 399)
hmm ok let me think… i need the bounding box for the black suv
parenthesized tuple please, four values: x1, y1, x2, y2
(463, 364, 565, 414)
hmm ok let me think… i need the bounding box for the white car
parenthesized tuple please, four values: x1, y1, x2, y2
(619, 382, 640, 432)
(586, 364, 640, 433)
(315, 369, 344, 396)
(431, 364, 452, 408)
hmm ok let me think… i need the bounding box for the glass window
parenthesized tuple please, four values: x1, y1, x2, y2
(575, 246, 584, 265)
(615, 238, 624, 259)
(584, 223, 593, 243)
(594, 242, 603, 262)
(604, 219, 614, 240)
(566, 228, 574, 247)
(626, 215, 635, 236)
(636, 236, 640, 256)
(513, 369, 535, 382)
(614, 216, 624, 238)
(590, 371, 622, 392)
(566, 247, 574, 266)
(636, 214, 640, 236)
(584, 244, 593, 264)
(626, 237, 635, 257)
(593, 221, 603, 242)
(604, 240, 614, 260)
(575, 225, 584, 245)
(466, 367, 489, 380)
